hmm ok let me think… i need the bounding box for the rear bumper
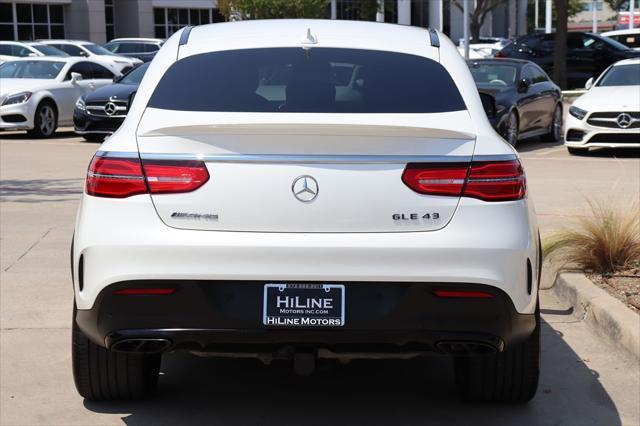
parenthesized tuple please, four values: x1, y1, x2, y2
(76, 280, 536, 354)
(73, 195, 540, 314)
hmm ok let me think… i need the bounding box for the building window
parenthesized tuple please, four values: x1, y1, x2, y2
(153, 7, 224, 39)
(582, 1, 603, 12)
(105, 0, 114, 41)
(410, 0, 430, 28)
(0, 2, 64, 41)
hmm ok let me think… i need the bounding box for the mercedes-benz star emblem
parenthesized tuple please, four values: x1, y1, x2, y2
(616, 113, 632, 129)
(291, 175, 319, 203)
(104, 102, 117, 116)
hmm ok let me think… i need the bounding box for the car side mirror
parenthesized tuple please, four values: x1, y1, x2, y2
(518, 78, 531, 93)
(585, 77, 594, 90)
(113, 74, 122, 83)
(70, 72, 83, 83)
(28, 52, 38, 57)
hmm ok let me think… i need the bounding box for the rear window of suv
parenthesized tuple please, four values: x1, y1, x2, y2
(147, 48, 466, 113)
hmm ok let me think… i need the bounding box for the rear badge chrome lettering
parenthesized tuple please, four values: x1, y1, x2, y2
(393, 212, 441, 221)
(171, 212, 218, 221)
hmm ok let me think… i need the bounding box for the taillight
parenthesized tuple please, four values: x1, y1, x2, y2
(86, 156, 147, 198)
(401, 163, 468, 197)
(86, 154, 209, 198)
(402, 160, 526, 202)
(143, 160, 209, 194)
(465, 160, 526, 202)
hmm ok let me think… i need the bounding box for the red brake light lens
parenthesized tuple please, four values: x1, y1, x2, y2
(402, 160, 526, 202)
(143, 160, 209, 194)
(114, 288, 176, 295)
(86, 154, 209, 198)
(401, 163, 469, 197)
(433, 290, 494, 298)
(465, 160, 526, 202)
(86, 156, 147, 198)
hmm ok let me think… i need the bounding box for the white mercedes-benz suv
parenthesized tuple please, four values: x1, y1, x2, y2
(72, 20, 541, 403)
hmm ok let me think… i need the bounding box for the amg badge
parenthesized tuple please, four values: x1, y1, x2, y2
(171, 212, 219, 221)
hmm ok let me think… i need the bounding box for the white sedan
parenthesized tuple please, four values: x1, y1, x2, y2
(0, 57, 117, 137)
(40, 40, 142, 75)
(0, 41, 68, 64)
(564, 58, 640, 154)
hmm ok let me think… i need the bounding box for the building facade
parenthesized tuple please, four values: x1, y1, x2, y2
(0, 0, 531, 44)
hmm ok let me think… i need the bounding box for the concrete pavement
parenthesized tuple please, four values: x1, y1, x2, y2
(1, 131, 639, 425)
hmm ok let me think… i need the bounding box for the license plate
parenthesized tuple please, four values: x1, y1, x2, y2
(263, 283, 345, 327)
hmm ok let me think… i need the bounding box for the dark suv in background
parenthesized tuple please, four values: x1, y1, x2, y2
(103, 38, 164, 62)
(496, 31, 640, 88)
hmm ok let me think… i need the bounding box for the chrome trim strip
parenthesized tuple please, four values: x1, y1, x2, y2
(100, 152, 519, 164)
(589, 117, 640, 123)
(87, 171, 144, 180)
(471, 154, 518, 162)
(138, 153, 473, 164)
(75, 130, 114, 135)
(95, 150, 139, 158)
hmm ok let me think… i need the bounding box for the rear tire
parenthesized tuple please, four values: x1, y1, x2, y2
(505, 111, 519, 147)
(72, 312, 161, 401)
(28, 100, 57, 138)
(82, 134, 106, 143)
(454, 304, 540, 404)
(541, 104, 562, 142)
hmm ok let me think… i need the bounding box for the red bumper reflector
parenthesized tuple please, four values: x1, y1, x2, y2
(114, 288, 176, 295)
(433, 290, 494, 299)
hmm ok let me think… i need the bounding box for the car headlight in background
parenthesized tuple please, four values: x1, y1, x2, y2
(75, 97, 86, 112)
(569, 106, 588, 120)
(1, 91, 32, 106)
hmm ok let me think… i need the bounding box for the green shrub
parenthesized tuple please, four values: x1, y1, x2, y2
(543, 201, 640, 274)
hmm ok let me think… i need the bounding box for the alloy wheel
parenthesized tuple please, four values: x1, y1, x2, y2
(506, 112, 518, 147)
(39, 105, 56, 136)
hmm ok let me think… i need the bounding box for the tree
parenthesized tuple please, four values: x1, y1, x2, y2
(453, 0, 506, 42)
(604, 0, 627, 11)
(357, 0, 380, 21)
(553, 0, 568, 89)
(218, 0, 327, 21)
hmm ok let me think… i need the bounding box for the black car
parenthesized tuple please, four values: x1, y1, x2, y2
(495, 32, 640, 88)
(469, 58, 563, 147)
(102, 38, 164, 63)
(74, 62, 149, 142)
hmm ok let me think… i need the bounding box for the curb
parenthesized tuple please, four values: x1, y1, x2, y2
(552, 272, 640, 361)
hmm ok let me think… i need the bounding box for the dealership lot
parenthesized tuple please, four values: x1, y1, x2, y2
(1, 130, 639, 425)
